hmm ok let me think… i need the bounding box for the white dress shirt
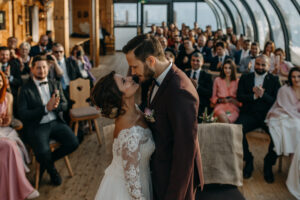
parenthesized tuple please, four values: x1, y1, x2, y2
(33, 78, 57, 124)
(190, 69, 201, 81)
(254, 72, 267, 100)
(151, 62, 173, 102)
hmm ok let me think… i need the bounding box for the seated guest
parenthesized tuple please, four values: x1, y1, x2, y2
(210, 41, 231, 72)
(18, 56, 79, 186)
(0, 71, 39, 200)
(175, 38, 199, 71)
(272, 48, 294, 77)
(196, 34, 212, 63)
(70, 45, 96, 85)
(240, 42, 260, 74)
(236, 54, 281, 183)
(46, 30, 54, 50)
(211, 59, 240, 123)
(262, 40, 276, 72)
(158, 36, 168, 51)
(265, 67, 300, 156)
(18, 42, 32, 77)
(45, 53, 64, 82)
(0, 46, 22, 115)
(233, 39, 251, 66)
(30, 35, 51, 57)
(164, 48, 176, 63)
(185, 52, 212, 121)
(7, 36, 19, 59)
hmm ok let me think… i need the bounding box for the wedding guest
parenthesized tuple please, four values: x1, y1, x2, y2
(210, 41, 231, 71)
(18, 42, 32, 77)
(175, 38, 199, 71)
(164, 48, 176, 63)
(30, 35, 51, 57)
(272, 48, 294, 77)
(236, 54, 281, 183)
(185, 52, 213, 121)
(7, 36, 19, 59)
(234, 39, 251, 66)
(0, 71, 39, 200)
(18, 56, 79, 186)
(211, 59, 240, 123)
(196, 34, 212, 63)
(263, 40, 276, 72)
(265, 67, 300, 156)
(70, 45, 96, 84)
(240, 42, 260, 74)
(46, 30, 54, 50)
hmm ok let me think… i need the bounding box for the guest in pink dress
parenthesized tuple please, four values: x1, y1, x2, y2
(0, 71, 39, 200)
(272, 48, 294, 77)
(211, 59, 241, 123)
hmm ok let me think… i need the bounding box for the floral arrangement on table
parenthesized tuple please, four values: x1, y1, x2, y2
(199, 107, 218, 123)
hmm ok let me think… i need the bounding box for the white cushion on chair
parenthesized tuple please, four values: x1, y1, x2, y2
(70, 106, 100, 118)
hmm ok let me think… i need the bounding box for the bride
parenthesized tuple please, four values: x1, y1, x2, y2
(91, 71, 155, 200)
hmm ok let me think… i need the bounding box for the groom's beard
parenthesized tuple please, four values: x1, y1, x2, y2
(143, 63, 155, 82)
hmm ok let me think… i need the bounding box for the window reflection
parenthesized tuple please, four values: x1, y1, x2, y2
(259, 0, 285, 51)
(274, 0, 300, 65)
(247, 1, 270, 50)
(231, 0, 254, 40)
(222, 0, 243, 35)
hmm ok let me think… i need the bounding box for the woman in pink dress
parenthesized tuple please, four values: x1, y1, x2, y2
(0, 71, 39, 200)
(211, 59, 241, 123)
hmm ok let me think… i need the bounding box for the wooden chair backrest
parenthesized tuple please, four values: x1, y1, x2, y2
(69, 78, 90, 109)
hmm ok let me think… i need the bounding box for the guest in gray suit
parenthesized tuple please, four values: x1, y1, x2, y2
(240, 42, 260, 74)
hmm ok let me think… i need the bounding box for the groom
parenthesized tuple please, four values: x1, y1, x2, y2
(123, 34, 204, 200)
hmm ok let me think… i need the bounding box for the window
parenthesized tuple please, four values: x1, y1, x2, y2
(114, 3, 137, 26)
(274, 0, 300, 65)
(197, 2, 217, 30)
(209, 0, 226, 30)
(173, 2, 195, 28)
(223, 0, 243, 36)
(247, 1, 270, 50)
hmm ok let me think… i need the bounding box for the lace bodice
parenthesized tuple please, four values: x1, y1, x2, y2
(110, 126, 155, 200)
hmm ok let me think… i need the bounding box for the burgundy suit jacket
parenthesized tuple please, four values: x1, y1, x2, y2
(148, 65, 204, 200)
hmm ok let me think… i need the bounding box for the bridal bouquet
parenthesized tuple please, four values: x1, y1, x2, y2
(144, 107, 155, 123)
(200, 107, 217, 123)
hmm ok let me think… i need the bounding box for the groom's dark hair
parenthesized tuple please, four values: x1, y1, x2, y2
(122, 34, 165, 62)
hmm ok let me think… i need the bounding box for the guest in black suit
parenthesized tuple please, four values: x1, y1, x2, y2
(196, 34, 212, 63)
(235, 54, 281, 183)
(18, 55, 79, 186)
(52, 43, 82, 122)
(30, 35, 51, 57)
(0, 46, 22, 115)
(175, 38, 199, 71)
(210, 41, 231, 71)
(185, 52, 213, 122)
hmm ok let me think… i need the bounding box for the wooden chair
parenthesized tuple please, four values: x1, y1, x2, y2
(33, 141, 73, 189)
(69, 78, 102, 145)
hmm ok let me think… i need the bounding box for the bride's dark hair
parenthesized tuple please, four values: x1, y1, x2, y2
(91, 71, 125, 119)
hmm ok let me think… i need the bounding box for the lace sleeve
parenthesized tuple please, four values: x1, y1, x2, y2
(121, 131, 145, 200)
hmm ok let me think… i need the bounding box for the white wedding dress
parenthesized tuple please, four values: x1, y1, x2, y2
(95, 126, 155, 200)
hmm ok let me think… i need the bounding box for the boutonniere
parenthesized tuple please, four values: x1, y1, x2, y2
(144, 107, 155, 123)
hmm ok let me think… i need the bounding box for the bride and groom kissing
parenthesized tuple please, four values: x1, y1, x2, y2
(91, 34, 204, 200)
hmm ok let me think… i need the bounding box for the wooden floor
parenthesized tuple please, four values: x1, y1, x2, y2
(26, 53, 296, 200)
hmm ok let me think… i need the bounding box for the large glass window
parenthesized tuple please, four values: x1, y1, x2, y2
(231, 0, 254, 40)
(259, 0, 285, 51)
(214, 1, 232, 29)
(197, 2, 217, 30)
(247, 1, 270, 50)
(173, 2, 195, 28)
(274, 0, 300, 65)
(222, 0, 243, 36)
(208, 0, 225, 30)
(114, 3, 137, 26)
(143, 4, 167, 27)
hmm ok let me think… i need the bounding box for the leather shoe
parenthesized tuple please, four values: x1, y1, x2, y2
(243, 158, 254, 179)
(48, 167, 62, 186)
(264, 164, 274, 183)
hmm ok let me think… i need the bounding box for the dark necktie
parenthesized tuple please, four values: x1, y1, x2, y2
(39, 81, 48, 86)
(219, 57, 222, 62)
(192, 71, 197, 79)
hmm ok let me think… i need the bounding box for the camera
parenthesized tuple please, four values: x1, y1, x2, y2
(76, 50, 82, 58)
(46, 55, 54, 61)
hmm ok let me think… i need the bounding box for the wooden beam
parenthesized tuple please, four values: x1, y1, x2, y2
(89, 0, 100, 67)
(53, 0, 69, 56)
